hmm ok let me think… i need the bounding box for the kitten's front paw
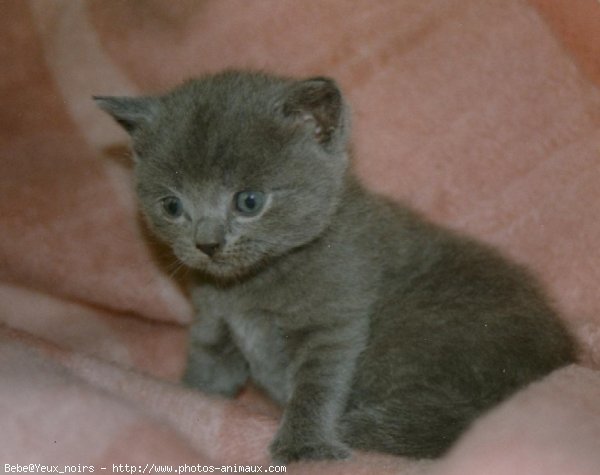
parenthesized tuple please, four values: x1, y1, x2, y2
(269, 436, 351, 464)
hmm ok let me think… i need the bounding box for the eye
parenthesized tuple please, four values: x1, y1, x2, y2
(234, 191, 265, 216)
(161, 196, 184, 218)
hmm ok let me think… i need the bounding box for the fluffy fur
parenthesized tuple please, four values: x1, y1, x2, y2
(96, 71, 575, 463)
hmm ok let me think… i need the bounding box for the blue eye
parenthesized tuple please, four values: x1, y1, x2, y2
(161, 196, 183, 218)
(234, 191, 265, 216)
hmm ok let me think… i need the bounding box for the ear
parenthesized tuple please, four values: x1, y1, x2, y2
(282, 77, 345, 144)
(93, 95, 159, 134)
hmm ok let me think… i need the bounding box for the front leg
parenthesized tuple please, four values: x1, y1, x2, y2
(183, 314, 249, 398)
(270, 322, 366, 463)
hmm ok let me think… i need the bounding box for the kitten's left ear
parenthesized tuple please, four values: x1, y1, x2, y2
(283, 77, 347, 145)
(93, 95, 160, 134)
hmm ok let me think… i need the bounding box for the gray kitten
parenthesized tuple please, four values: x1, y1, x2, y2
(95, 71, 575, 463)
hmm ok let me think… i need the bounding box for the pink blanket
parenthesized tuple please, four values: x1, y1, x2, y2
(2, 0, 600, 473)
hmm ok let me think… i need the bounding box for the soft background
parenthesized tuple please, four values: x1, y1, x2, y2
(1, 0, 599, 473)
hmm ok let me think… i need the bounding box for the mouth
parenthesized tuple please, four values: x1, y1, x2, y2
(175, 248, 264, 283)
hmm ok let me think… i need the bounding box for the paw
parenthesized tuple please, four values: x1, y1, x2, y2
(269, 436, 351, 464)
(182, 356, 246, 397)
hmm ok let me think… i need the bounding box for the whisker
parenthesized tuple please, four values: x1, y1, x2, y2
(166, 258, 188, 279)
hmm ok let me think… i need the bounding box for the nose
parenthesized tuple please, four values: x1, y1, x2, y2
(196, 242, 221, 257)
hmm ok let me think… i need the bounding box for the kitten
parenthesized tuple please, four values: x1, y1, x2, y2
(95, 71, 575, 463)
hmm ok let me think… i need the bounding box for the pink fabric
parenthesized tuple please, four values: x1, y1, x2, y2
(1, 0, 599, 472)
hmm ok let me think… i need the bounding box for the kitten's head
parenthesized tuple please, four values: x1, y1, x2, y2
(95, 71, 351, 281)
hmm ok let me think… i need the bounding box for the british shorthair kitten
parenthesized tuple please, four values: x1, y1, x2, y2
(96, 71, 575, 463)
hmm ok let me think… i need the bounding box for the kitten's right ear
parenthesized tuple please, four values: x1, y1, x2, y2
(93, 95, 159, 134)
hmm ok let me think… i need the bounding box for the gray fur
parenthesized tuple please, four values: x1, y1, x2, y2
(95, 71, 576, 463)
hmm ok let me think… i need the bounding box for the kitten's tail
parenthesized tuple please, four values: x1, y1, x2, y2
(339, 395, 483, 458)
